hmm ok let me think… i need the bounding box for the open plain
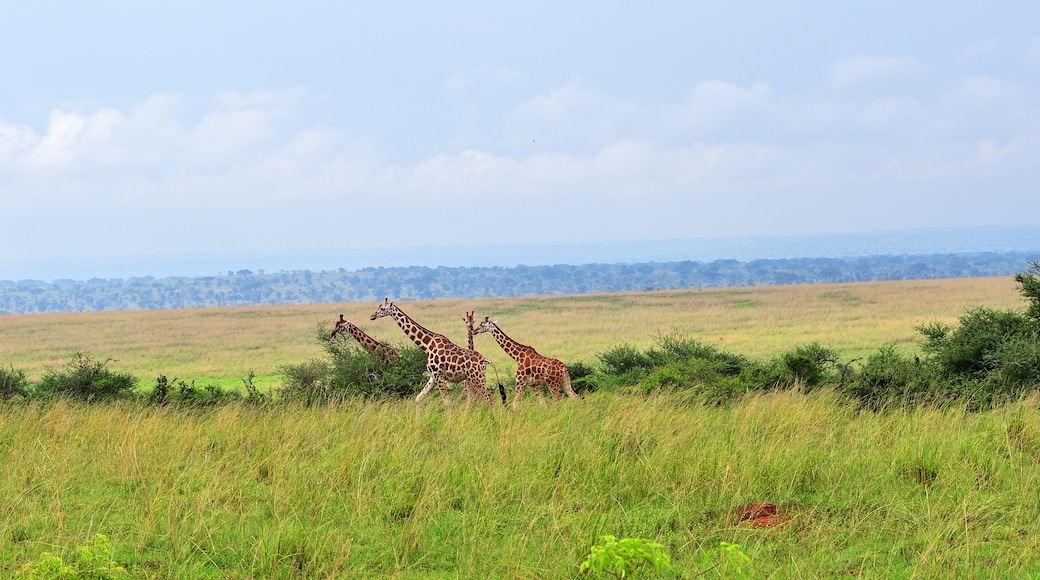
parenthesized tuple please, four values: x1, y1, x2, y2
(2, 276, 1039, 578)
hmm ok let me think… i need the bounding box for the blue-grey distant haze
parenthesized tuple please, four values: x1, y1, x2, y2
(1, 1, 1038, 280)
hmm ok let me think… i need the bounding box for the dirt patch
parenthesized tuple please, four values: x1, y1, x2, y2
(739, 502, 790, 529)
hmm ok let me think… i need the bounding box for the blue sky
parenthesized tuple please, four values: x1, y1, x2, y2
(1, 1, 1038, 268)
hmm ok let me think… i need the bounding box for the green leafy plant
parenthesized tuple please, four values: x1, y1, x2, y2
(20, 533, 127, 579)
(580, 535, 673, 578)
(697, 542, 751, 578)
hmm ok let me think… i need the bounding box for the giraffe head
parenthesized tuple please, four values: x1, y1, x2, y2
(370, 298, 395, 321)
(463, 311, 476, 331)
(473, 316, 497, 335)
(331, 314, 351, 338)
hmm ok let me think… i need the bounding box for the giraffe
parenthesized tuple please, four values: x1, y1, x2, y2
(331, 314, 400, 364)
(472, 317, 580, 410)
(370, 299, 494, 413)
(463, 310, 508, 405)
(463, 311, 477, 350)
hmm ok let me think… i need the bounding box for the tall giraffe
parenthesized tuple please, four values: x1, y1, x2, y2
(472, 317, 580, 410)
(463, 311, 477, 350)
(464, 310, 509, 405)
(331, 314, 400, 364)
(370, 299, 494, 412)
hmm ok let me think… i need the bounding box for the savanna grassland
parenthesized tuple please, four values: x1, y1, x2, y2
(0, 277, 1023, 388)
(2, 276, 1039, 578)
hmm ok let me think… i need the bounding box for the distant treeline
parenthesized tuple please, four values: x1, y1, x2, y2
(2, 251, 1038, 315)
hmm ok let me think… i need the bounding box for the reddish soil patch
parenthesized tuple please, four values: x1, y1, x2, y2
(739, 502, 790, 528)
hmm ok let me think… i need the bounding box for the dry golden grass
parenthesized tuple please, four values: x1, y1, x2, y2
(0, 277, 1023, 386)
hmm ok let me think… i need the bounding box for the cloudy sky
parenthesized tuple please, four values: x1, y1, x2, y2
(1, 1, 1038, 271)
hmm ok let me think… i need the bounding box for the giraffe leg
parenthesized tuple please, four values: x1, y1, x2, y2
(475, 380, 494, 409)
(436, 380, 451, 412)
(549, 381, 562, 402)
(533, 385, 548, 408)
(510, 382, 524, 412)
(415, 374, 447, 417)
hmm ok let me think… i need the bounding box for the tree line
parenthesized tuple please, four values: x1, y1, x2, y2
(1, 251, 1037, 315)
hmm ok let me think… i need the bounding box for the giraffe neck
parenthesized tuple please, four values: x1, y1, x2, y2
(489, 324, 529, 361)
(347, 324, 382, 353)
(465, 312, 475, 350)
(388, 305, 440, 353)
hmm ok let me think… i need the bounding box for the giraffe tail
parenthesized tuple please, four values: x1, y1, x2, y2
(562, 368, 581, 401)
(486, 359, 507, 406)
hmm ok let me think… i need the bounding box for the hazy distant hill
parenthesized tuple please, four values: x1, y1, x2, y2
(2, 250, 1038, 315)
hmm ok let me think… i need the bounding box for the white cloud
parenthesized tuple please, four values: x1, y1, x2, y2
(2, 56, 1038, 260)
(664, 81, 776, 138)
(825, 55, 928, 92)
(505, 83, 644, 149)
(958, 38, 1000, 60)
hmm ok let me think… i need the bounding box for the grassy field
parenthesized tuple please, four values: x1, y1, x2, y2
(2, 277, 1039, 578)
(3, 392, 1040, 578)
(0, 277, 1024, 391)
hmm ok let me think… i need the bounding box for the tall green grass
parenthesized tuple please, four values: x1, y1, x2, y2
(3, 391, 1040, 578)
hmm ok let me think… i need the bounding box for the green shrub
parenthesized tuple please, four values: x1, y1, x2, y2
(597, 344, 655, 376)
(840, 346, 934, 409)
(150, 375, 240, 407)
(19, 533, 127, 579)
(579, 535, 673, 578)
(1014, 260, 1040, 322)
(279, 323, 429, 404)
(779, 342, 838, 389)
(918, 307, 1033, 379)
(277, 359, 333, 406)
(567, 361, 597, 394)
(981, 333, 1040, 400)
(651, 333, 748, 376)
(1, 364, 29, 399)
(35, 353, 137, 402)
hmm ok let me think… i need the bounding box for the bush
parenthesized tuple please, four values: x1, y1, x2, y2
(35, 353, 137, 402)
(779, 342, 838, 389)
(840, 346, 934, 409)
(1014, 260, 1040, 322)
(981, 333, 1040, 400)
(149, 375, 240, 407)
(597, 344, 655, 376)
(277, 359, 333, 406)
(918, 307, 1033, 379)
(651, 333, 748, 376)
(1, 364, 29, 399)
(279, 323, 429, 404)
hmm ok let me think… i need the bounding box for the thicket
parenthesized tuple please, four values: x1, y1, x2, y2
(4, 263, 1040, 411)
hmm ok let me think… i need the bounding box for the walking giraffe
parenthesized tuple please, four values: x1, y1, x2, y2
(370, 299, 494, 413)
(463, 311, 477, 350)
(472, 317, 580, 410)
(331, 314, 400, 364)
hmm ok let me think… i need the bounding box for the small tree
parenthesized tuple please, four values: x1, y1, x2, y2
(1014, 260, 1040, 323)
(35, 352, 137, 401)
